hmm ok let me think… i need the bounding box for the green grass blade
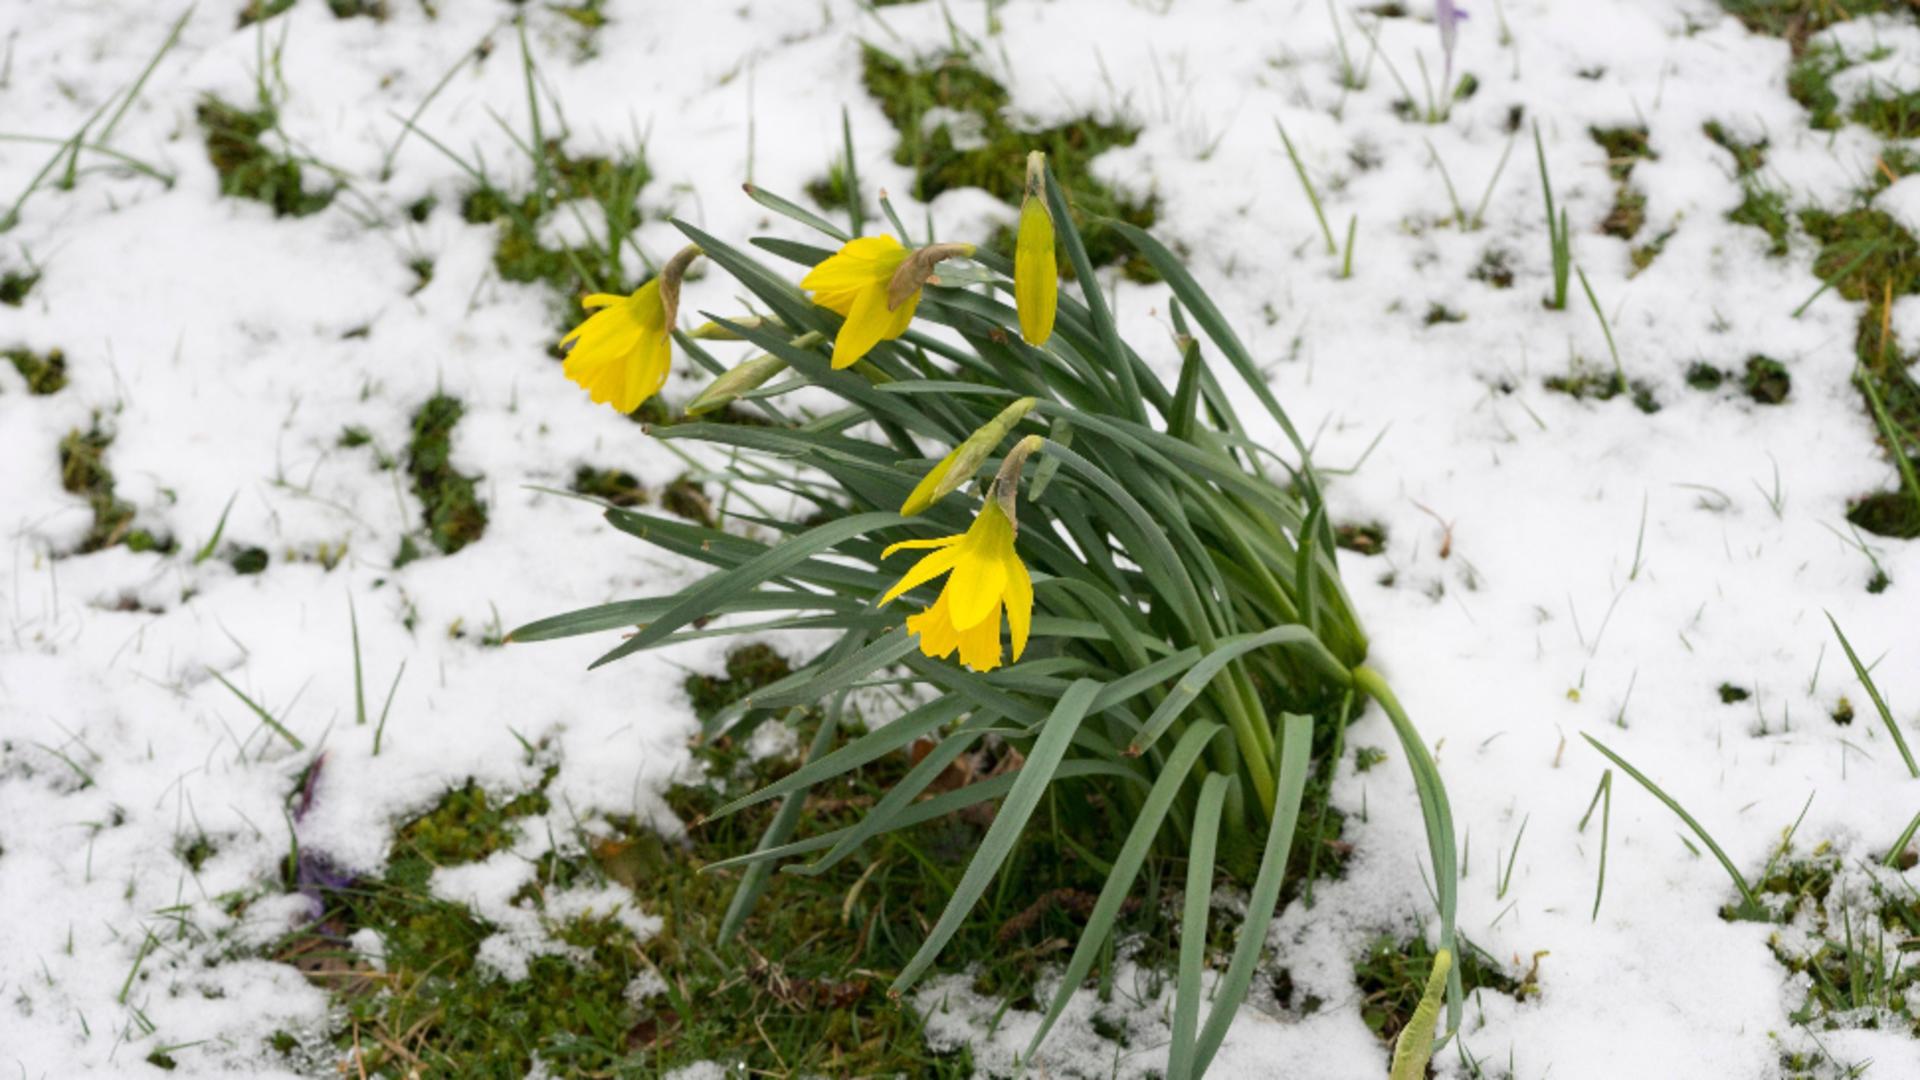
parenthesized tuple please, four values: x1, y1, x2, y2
(707, 694, 971, 821)
(1168, 771, 1232, 1080)
(1582, 733, 1761, 914)
(1026, 721, 1227, 1056)
(889, 679, 1101, 995)
(1188, 712, 1314, 1075)
(1827, 613, 1918, 777)
(717, 708, 836, 943)
(589, 511, 906, 667)
(208, 670, 304, 751)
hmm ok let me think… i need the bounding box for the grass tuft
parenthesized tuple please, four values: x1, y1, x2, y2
(401, 394, 488, 560)
(6, 346, 66, 394)
(58, 418, 172, 555)
(859, 46, 1159, 280)
(685, 644, 793, 723)
(1354, 936, 1521, 1046)
(198, 98, 335, 218)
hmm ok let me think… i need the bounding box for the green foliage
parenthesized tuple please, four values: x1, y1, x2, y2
(1752, 851, 1920, 1038)
(1704, 121, 1768, 176)
(58, 418, 171, 555)
(197, 98, 334, 218)
(459, 147, 651, 305)
(1590, 126, 1653, 242)
(1719, 682, 1752, 704)
(1334, 521, 1388, 555)
(1787, 43, 1848, 130)
(684, 643, 793, 722)
(512, 167, 1465, 1069)
(1729, 183, 1792, 257)
(0, 267, 38, 306)
(1744, 355, 1792, 404)
(1850, 82, 1920, 139)
(6, 346, 66, 394)
(1354, 936, 1519, 1046)
(1718, 0, 1911, 51)
(403, 394, 488, 558)
(859, 46, 1159, 280)
(1544, 366, 1661, 414)
(1686, 362, 1727, 391)
(1847, 489, 1920, 538)
(569, 465, 647, 507)
(1470, 247, 1514, 289)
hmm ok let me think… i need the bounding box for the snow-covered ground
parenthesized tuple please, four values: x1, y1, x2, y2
(3, 0, 1919, 1076)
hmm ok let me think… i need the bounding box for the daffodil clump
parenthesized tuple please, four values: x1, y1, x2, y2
(518, 155, 1461, 1076)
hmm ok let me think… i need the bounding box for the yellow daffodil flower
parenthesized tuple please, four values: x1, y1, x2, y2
(557, 245, 701, 414)
(559, 280, 672, 413)
(880, 499, 1032, 672)
(802, 236, 973, 369)
(1015, 151, 1057, 346)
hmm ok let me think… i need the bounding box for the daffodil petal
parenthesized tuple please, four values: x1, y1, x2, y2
(907, 591, 961, 659)
(882, 533, 964, 559)
(957, 599, 1003, 671)
(1004, 553, 1032, 662)
(879, 546, 961, 606)
(830, 275, 901, 369)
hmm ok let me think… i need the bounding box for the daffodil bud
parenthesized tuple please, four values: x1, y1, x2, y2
(688, 316, 771, 341)
(900, 396, 1037, 516)
(1014, 151, 1057, 347)
(685, 352, 791, 416)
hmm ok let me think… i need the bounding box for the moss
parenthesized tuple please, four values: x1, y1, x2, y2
(1591, 126, 1654, 242)
(1422, 302, 1466, 326)
(230, 546, 270, 575)
(1354, 935, 1521, 1045)
(1687, 362, 1727, 391)
(58, 419, 171, 555)
(1719, 682, 1752, 704)
(1801, 207, 1920, 475)
(406, 256, 434, 295)
(661, 474, 715, 527)
(0, 267, 38, 306)
(1847, 490, 1920, 538)
(326, 0, 388, 16)
(6, 346, 66, 394)
(1354, 745, 1388, 772)
(860, 46, 1158, 280)
(1704, 121, 1768, 176)
(1744, 355, 1792, 404)
(805, 159, 861, 219)
(179, 835, 216, 872)
(403, 394, 488, 557)
(1729, 184, 1791, 256)
(1470, 248, 1514, 289)
(1334, 521, 1387, 555)
(197, 98, 334, 218)
(1631, 226, 1677, 275)
(570, 465, 647, 507)
(1544, 368, 1661, 414)
(405, 194, 437, 223)
(684, 644, 794, 723)
(236, 0, 294, 28)
(144, 1050, 177, 1070)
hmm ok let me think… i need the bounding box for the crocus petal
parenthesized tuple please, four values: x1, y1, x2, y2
(879, 545, 962, 606)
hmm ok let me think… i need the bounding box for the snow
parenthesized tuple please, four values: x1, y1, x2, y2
(3, 0, 1918, 1077)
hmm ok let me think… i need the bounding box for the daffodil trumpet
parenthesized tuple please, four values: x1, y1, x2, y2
(800, 236, 974, 368)
(558, 244, 703, 414)
(880, 486, 1034, 673)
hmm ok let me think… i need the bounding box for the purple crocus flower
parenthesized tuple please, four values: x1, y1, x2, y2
(290, 752, 357, 916)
